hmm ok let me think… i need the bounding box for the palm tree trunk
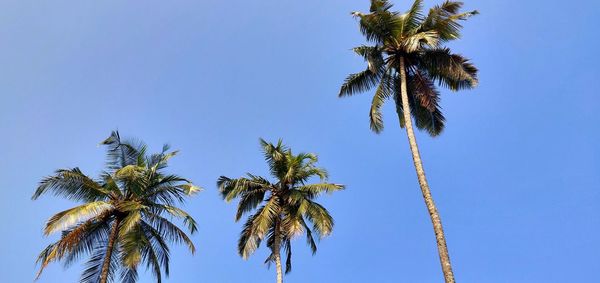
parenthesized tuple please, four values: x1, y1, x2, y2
(398, 57, 456, 283)
(274, 250, 283, 283)
(100, 217, 121, 283)
(273, 235, 284, 283)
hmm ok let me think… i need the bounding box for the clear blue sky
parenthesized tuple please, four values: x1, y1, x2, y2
(1, 0, 599, 282)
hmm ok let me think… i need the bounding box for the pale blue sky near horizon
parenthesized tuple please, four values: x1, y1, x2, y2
(1, 0, 599, 282)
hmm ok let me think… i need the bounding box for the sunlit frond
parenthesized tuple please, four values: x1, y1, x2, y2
(44, 201, 112, 235)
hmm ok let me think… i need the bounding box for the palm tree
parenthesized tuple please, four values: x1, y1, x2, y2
(33, 131, 200, 283)
(218, 139, 344, 283)
(339, 1, 478, 282)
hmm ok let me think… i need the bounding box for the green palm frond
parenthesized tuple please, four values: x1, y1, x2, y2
(301, 200, 334, 238)
(140, 221, 170, 280)
(355, 8, 401, 44)
(398, 0, 424, 36)
(297, 183, 345, 199)
(218, 176, 271, 202)
(352, 45, 385, 73)
(33, 168, 109, 202)
(369, 74, 394, 133)
(235, 188, 267, 221)
(149, 204, 198, 234)
(421, 1, 478, 41)
(369, 0, 393, 13)
(144, 212, 196, 254)
(300, 217, 317, 254)
(101, 131, 147, 172)
(283, 239, 292, 274)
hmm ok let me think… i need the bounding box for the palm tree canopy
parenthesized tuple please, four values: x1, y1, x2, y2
(218, 139, 344, 273)
(340, 0, 479, 136)
(33, 131, 200, 283)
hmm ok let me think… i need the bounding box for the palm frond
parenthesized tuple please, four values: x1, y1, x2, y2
(119, 267, 138, 283)
(235, 188, 266, 221)
(398, 0, 424, 36)
(420, 1, 478, 41)
(406, 74, 446, 136)
(283, 239, 292, 274)
(149, 204, 198, 234)
(419, 48, 478, 90)
(369, 0, 393, 13)
(410, 69, 442, 112)
(403, 30, 439, 52)
(145, 213, 195, 254)
(297, 183, 345, 199)
(218, 176, 271, 202)
(238, 212, 262, 259)
(369, 74, 394, 133)
(100, 131, 147, 172)
(33, 168, 108, 202)
(301, 200, 334, 238)
(299, 217, 317, 255)
(352, 45, 385, 73)
(44, 201, 112, 235)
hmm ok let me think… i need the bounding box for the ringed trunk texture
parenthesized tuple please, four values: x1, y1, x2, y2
(99, 217, 121, 283)
(273, 236, 284, 283)
(398, 57, 456, 283)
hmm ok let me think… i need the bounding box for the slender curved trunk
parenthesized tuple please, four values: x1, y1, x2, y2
(398, 57, 455, 283)
(100, 217, 121, 283)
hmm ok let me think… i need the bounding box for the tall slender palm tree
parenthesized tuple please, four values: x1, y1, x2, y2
(218, 139, 344, 283)
(339, 1, 478, 282)
(33, 131, 200, 283)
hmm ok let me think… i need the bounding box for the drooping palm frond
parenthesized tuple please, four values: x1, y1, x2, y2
(406, 74, 446, 135)
(419, 48, 478, 90)
(369, 73, 395, 133)
(339, 68, 382, 97)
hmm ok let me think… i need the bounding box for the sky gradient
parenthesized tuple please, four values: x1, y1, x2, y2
(1, 0, 599, 282)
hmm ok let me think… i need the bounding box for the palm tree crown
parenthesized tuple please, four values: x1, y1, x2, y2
(340, 0, 479, 135)
(33, 131, 200, 283)
(218, 139, 344, 280)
